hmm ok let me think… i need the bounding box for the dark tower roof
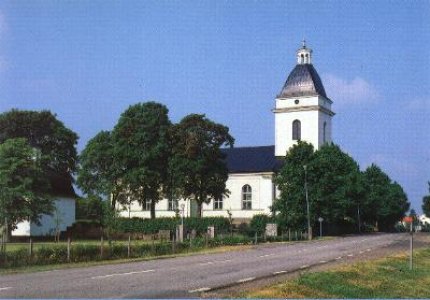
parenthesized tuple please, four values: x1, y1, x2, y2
(277, 41, 327, 99)
(278, 64, 327, 98)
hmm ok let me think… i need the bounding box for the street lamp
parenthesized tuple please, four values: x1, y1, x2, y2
(318, 217, 324, 238)
(303, 165, 312, 240)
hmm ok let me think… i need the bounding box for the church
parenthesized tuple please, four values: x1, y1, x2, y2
(123, 41, 335, 222)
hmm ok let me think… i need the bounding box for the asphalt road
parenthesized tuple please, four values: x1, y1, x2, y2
(0, 233, 409, 298)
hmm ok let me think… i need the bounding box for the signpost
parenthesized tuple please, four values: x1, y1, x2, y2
(404, 216, 414, 270)
(318, 217, 324, 238)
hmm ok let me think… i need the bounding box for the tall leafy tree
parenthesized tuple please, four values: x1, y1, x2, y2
(0, 138, 52, 236)
(274, 141, 315, 230)
(310, 144, 361, 228)
(422, 182, 430, 218)
(112, 102, 171, 219)
(0, 109, 78, 187)
(362, 164, 409, 231)
(77, 131, 126, 209)
(171, 114, 234, 218)
(380, 181, 409, 230)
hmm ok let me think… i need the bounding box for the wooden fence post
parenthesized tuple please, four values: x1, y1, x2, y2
(127, 235, 131, 258)
(29, 238, 33, 257)
(100, 235, 104, 259)
(67, 237, 71, 263)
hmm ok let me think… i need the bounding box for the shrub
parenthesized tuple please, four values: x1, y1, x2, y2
(117, 217, 230, 235)
(72, 244, 100, 262)
(250, 214, 273, 234)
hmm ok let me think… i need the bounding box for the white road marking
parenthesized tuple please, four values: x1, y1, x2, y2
(347, 254, 354, 257)
(189, 287, 211, 293)
(366, 248, 371, 251)
(0, 287, 12, 291)
(335, 256, 342, 260)
(237, 277, 255, 283)
(319, 260, 327, 263)
(300, 265, 309, 269)
(91, 269, 155, 279)
(273, 270, 288, 274)
(199, 261, 214, 266)
(221, 259, 232, 263)
(259, 254, 275, 258)
(359, 251, 364, 254)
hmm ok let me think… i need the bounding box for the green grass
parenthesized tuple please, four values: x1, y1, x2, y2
(243, 248, 430, 298)
(4, 239, 156, 252)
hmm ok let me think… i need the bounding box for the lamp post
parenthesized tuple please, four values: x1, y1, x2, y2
(318, 217, 324, 238)
(303, 165, 312, 240)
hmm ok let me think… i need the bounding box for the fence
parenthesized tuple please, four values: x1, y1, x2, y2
(0, 229, 308, 269)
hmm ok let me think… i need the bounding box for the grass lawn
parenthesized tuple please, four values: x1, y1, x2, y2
(243, 248, 430, 298)
(4, 239, 160, 252)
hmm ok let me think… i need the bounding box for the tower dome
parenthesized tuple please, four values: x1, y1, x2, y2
(277, 40, 327, 98)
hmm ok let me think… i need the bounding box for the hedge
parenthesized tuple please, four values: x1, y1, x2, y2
(0, 234, 255, 269)
(116, 217, 230, 234)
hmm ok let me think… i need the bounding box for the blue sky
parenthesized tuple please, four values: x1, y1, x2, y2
(0, 1, 429, 213)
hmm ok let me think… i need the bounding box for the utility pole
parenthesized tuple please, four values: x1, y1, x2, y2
(303, 165, 312, 240)
(410, 219, 414, 270)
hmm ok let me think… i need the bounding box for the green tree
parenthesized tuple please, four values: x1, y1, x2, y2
(0, 138, 53, 237)
(362, 164, 409, 231)
(273, 141, 315, 230)
(171, 114, 234, 218)
(310, 144, 361, 230)
(0, 110, 78, 183)
(77, 131, 126, 209)
(422, 182, 430, 218)
(112, 102, 172, 219)
(381, 182, 409, 230)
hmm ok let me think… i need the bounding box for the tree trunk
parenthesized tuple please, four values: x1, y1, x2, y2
(150, 200, 156, 219)
(197, 202, 202, 218)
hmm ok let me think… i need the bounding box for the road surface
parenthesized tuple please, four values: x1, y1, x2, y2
(0, 233, 410, 298)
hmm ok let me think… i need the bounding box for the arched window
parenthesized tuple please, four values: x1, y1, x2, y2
(292, 120, 301, 140)
(242, 185, 252, 210)
(300, 54, 304, 64)
(305, 53, 309, 63)
(323, 122, 327, 143)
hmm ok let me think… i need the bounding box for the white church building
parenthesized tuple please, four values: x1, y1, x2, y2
(122, 42, 334, 222)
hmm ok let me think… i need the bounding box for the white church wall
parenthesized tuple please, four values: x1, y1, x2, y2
(275, 95, 319, 109)
(12, 220, 31, 236)
(275, 109, 320, 156)
(123, 198, 184, 219)
(203, 172, 274, 219)
(121, 173, 275, 221)
(12, 197, 76, 237)
(318, 110, 333, 145)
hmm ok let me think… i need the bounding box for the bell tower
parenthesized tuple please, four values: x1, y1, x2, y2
(273, 41, 335, 157)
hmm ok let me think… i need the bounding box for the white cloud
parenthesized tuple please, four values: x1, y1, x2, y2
(322, 74, 381, 105)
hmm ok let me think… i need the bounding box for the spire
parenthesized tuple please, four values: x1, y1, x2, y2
(297, 40, 312, 64)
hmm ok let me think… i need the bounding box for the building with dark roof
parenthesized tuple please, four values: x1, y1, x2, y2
(121, 41, 334, 222)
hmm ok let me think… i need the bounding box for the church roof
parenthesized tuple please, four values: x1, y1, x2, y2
(47, 171, 77, 198)
(278, 64, 327, 98)
(222, 145, 284, 173)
